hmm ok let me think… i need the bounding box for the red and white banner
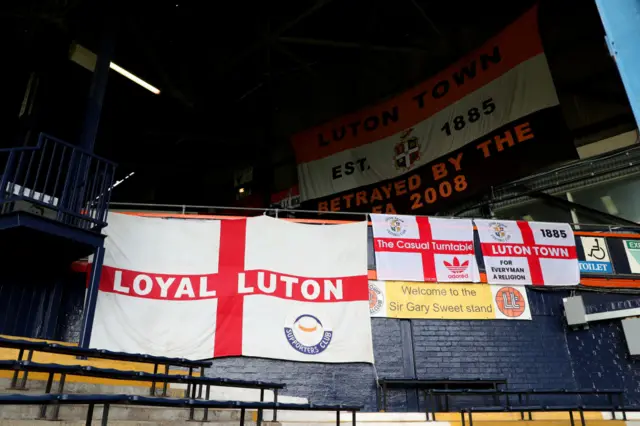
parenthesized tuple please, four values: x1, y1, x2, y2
(90, 213, 373, 363)
(370, 214, 479, 282)
(292, 6, 576, 210)
(475, 219, 579, 286)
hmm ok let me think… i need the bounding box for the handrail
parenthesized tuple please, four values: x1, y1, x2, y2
(0, 146, 39, 153)
(37, 133, 116, 165)
(108, 202, 640, 231)
(0, 133, 117, 231)
(0, 134, 116, 165)
(111, 209, 640, 237)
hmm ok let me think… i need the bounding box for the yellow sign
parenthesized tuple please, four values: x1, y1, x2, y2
(369, 281, 531, 320)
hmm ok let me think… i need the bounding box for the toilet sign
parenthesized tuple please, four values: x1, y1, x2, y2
(579, 237, 613, 274)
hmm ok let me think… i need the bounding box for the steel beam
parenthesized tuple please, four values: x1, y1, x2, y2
(278, 36, 432, 54)
(78, 245, 106, 349)
(595, 0, 640, 129)
(521, 186, 639, 227)
(79, 1, 115, 152)
(215, 0, 336, 76)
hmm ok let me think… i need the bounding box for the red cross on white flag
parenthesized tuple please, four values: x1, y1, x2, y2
(475, 219, 579, 286)
(90, 213, 373, 363)
(370, 214, 480, 282)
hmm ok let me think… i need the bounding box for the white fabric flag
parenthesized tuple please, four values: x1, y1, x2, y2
(240, 216, 373, 363)
(90, 213, 221, 359)
(370, 214, 479, 283)
(90, 213, 373, 363)
(475, 219, 579, 286)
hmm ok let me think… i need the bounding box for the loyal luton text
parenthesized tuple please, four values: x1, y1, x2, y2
(110, 270, 345, 301)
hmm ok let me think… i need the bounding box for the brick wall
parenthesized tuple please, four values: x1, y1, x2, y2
(568, 293, 640, 406)
(201, 289, 584, 411)
(51, 281, 640, 412)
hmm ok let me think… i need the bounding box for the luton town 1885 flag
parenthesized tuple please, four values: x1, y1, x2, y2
(370, 214, 479, 282)
(90, 213, 374, 363)
(475, 219, 579, 286)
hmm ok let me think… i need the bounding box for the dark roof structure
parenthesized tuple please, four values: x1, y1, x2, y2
(1, 0, 633, 207)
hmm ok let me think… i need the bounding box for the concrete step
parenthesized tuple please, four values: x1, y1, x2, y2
(279, 423, 437, 426)
(0, 378, 181, 398)
(0, 420, 627, 426)
(0, 378, 307, 403)
(171, 383, 308, 404)
(0, 404, 247, 422)
(273, 412, 429, 422)
(445, 422, 622, 426)
(0, 422, 266, 426)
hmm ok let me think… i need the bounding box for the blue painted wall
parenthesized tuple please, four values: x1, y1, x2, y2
(202, 289, 640, 412)
(0, 269, 85, 341)
(568, 292, 640, 406)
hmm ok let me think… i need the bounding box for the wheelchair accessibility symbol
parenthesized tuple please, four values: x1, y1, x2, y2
(582, 237, 610, 262)
(579, 237, 613, 274)
(588, 239, 606, 260)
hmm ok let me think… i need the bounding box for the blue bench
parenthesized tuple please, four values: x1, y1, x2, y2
(0, 336, 211, 395)
(460, 405, 636, 426)
(427, 388, 625, 420)
(0, 393, 362, 426)
(0, 360, 285, 420)
(376, 377, 507, 412)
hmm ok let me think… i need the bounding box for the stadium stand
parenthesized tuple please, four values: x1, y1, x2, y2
(427, 388, 625, 420)
(0, 393, 362, 426)
(0, 337, 361, 425)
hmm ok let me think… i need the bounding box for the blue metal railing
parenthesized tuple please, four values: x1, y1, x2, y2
(0, 133, 116, 231)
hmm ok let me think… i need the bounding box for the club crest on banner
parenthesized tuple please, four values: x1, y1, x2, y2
(369, 283, 384, 315)
(394, 128, 421, 171)
(284, 314, 333, 355)
(495, 287, 526, 318)
(371, 214, 479, 283)
(489, 222, 511, 242)
(475, 219, 579, 286)
(386, 216, 407, 237)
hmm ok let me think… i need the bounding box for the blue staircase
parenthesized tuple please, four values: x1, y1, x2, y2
(0, 133, 116, 268)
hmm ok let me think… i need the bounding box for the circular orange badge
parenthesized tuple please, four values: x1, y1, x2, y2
(369, 288, 378, 309)
(495, 287, 526, 317)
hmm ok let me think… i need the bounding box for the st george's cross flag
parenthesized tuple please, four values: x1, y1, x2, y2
(89, 213, 373, 363)
(475, 219, 579, 286)
(370, 214, 480, 282)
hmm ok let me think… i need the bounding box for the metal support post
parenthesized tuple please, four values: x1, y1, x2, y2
(52, 374, 66, 420)
(68, 0, 116, 220)
(101, 404, 110, 426)
(273, 389, 278, 421)
(78, 245, 106, 349)
(79, 2, 115, 152)
(86, 403, 94, 426)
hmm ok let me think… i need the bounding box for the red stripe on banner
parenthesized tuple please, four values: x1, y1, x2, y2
(214, 219, 247, 358)
(98, 266, 367, 302)
(518, 221, 544, 286)
(479, 243, 577, 260)
(99, 266, 220, 300)
(416, 217, 436, 282)
(374, 238, 474, 255)
(238, 272, 368, 302)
